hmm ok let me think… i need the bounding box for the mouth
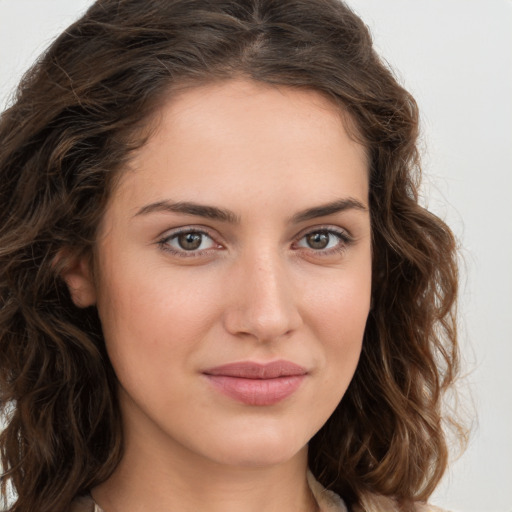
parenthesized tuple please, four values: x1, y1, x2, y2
(203, 360, 307, 406)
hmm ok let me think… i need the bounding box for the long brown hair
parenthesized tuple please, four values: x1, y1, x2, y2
(0, 1, 461, 511)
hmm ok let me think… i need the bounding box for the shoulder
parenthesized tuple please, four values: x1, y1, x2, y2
(307, 471, 452, 512)
(69, 486, 451, 512)
(307, 470, 349, 511)
(69, 495, 104, 512)
(357, 493, 453, 512)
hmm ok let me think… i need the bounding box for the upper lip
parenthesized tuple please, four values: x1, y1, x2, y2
(203, 360, 307, 379)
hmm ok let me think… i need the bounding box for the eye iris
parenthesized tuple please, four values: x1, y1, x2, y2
(306, 231, 330, 249)
(178, 233, 203, 250)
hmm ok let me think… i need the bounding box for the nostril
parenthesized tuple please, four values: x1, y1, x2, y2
(222, 296, 302, 342)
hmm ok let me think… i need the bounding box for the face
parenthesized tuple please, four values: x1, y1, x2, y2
(69, 79, 372, 469)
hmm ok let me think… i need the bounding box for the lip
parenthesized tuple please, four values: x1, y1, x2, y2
(203, 360, 307, 406)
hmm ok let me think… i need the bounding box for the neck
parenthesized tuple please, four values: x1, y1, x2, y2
(92, 408, 318, 512)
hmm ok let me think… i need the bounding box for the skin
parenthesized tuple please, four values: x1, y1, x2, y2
(64, 79, 372, 512)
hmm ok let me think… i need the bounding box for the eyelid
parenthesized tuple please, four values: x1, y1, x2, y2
(157, 225, 224, 257)
(294, 224, 353, 240)
(155, 223, 354, 259)
(292, 225, 354, 254)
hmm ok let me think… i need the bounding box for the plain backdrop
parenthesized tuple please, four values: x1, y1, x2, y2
(1, 1, 511, 511)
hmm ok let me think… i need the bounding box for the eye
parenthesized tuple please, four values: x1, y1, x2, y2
(295, 228, 351, 253)
(159, 229, 218, 255)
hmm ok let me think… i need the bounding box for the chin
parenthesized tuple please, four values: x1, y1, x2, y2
(206, 428, 309, 468)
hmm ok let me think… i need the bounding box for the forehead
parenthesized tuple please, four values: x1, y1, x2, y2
(109, 79, 369, 217)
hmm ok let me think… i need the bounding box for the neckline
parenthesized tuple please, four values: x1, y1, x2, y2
(85, 470, 347, 512)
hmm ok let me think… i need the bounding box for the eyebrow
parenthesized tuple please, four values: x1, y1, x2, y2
(134, 197, 367, 224)
(134, 200, 240, 223)
(290, 198, 368, 223)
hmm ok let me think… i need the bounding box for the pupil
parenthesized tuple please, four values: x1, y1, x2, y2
(307, 232, 329, 249)
(178, 233, 202, 250)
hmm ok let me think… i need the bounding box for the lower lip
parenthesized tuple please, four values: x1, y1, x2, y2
(205, 375, 305, 406)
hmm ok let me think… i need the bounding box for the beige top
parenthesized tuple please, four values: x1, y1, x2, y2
(69, 472, 450, 512)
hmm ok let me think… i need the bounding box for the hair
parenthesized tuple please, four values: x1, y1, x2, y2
(0, 1, 462, 511)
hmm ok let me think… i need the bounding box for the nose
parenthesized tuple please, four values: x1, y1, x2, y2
(222, 252, 303, 342)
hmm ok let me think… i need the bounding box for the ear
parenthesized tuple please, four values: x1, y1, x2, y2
(56, 248, 97, 308)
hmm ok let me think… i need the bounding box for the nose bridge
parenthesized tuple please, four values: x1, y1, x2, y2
(224, 248, 302, 341)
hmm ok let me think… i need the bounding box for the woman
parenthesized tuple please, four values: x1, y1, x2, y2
(0, 1, 462, 511)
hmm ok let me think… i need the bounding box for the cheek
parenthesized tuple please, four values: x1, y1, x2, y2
(95, 257, 222, 371)
(305, 262, 371, 336)
(294, 269, 370, 438)
(302, 261, 371, 380)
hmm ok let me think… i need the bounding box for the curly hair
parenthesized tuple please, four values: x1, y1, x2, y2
(0, 1, 461, 511)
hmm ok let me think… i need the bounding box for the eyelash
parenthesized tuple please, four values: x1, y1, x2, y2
(157, 226, 353, 258)
(293, 227, 353, 256)
(157, 227, 220, 258)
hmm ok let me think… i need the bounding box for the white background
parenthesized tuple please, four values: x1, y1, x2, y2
(1, 1, 511, 511)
